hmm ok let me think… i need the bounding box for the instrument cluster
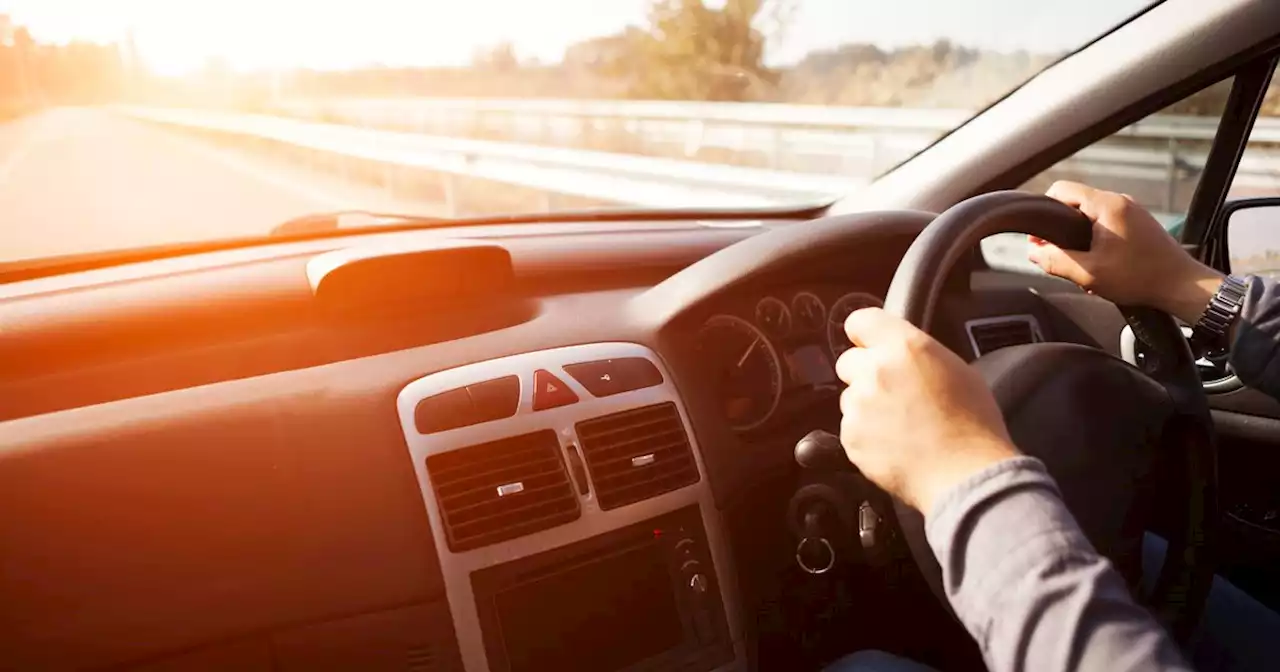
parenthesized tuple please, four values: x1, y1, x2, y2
(694, 286, 882, 433)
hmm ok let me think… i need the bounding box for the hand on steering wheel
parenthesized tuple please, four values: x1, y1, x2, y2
(821, 189, 1215, 644)
(834, 307, 1018, 514)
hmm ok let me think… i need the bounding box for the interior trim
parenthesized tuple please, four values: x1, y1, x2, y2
(964, 313, 1044, 358)
(1211, 408, 1280, 443)
(394, 342, 744, 672)
(1121, 325, 1244, 392)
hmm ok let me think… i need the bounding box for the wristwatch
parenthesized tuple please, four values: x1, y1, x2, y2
(1189, 274, 1248, 355)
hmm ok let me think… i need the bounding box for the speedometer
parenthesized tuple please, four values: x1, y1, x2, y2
(696, 314, 783, 432)
(826, 292, 883, 360)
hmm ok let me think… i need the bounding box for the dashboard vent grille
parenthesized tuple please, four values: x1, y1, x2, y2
(575, 402, 699, 510)
(425, 430, 579, 552)
(967, 316, 1041, 357)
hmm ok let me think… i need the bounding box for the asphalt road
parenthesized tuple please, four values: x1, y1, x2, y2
(0, 108, 422, 264)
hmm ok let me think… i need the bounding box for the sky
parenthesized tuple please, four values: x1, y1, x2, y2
(0, 0, 1155, 76)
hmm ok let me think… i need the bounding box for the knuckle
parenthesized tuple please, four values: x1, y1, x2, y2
(900, 330, 931, 354)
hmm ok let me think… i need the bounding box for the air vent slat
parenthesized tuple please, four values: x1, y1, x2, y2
(576, 428, 687, 461)
(426, 430, 579, 551)
(576, 402, 699, 510)
(426, 443, 554, 479)
(435, 460, 564, 500)
(575, 414, 682, 443)
(969, 318, 1039, 356)
(455, 510, 583, 550)
(444, 480, 577, 522)
(595, 467, 701, 501)
(450, 496, 580, 535)
(587, 439, 693, 470)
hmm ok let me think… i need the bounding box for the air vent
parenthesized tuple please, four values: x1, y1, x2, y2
(575, 402, 699, 510)
(966, 316, 1042, 357)
(425, 430, 579, 552)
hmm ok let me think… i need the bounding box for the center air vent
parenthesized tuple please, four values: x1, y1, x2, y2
(966, 316, 1042, 357)
(575, 402, 699, 510)
(425, 430, 579, 552)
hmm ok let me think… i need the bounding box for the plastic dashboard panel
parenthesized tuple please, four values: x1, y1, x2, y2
(395, 342, 745, 672)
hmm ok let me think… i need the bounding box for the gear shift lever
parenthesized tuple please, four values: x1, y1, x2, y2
(795, 430, 850, 471)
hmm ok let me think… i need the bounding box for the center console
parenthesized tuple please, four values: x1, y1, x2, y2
(396, 343, 743, 672)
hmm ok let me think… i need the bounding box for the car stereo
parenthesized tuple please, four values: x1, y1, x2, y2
(470, 505, 732, 672)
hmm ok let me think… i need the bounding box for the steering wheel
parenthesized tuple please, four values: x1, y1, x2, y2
(878, 191, 1216, 642)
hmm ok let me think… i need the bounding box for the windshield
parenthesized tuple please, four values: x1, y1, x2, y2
(0, 0, 1155, 266)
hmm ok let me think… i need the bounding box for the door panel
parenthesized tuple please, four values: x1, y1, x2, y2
(1209, 407, 1280, 611)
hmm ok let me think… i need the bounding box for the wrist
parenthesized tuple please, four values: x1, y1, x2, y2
(1158, 262, 1225, 325)
(912, 435, 1021, 514)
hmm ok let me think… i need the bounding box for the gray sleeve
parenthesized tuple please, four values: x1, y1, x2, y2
(1230, 275, 1280, 399)
(925, 456, 1190, 672)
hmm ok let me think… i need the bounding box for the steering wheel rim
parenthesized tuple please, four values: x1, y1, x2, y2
(881, 190, 1217, 643)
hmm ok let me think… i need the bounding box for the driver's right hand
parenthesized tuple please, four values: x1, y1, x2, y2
(835, 307, 1020, 514)
(1030, 181, 1225, 324)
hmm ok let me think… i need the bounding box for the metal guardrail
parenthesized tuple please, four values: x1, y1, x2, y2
(116, 101, 1280, 271)
(120, 106, 859, 211)
(272, 98, 1280, 207)
(273, 97, 1280, 140)
(121, 98, 1280, 216)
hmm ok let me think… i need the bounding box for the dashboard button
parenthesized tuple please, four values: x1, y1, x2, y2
(467, 376, 519, 422)
(563, 358, 663, 397)
(533, 369, 578, 410)
(414, 387, 476, 434)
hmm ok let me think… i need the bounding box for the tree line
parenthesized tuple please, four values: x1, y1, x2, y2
(0, 19, 127, 117)
(0, 2, 1276, 116)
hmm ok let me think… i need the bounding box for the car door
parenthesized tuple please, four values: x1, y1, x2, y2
(1196, 56, 1280, 616)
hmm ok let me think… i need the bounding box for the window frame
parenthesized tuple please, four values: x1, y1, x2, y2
(969, 48, 1280, 265)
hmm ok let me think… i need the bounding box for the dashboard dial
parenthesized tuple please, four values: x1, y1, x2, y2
(754, 297, 792, 338)
(826, 292, 884, 360)
(696, 314, 783, 431)
(791, 292, 826, 333)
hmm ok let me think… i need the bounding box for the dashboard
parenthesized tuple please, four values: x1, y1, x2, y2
(0, 213, 1121, 672)
(694, 285, 883, 433)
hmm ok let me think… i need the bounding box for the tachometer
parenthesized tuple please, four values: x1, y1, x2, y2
(696, 314, 783, 431)
(754, 296, 792, 338)
(791, 292, 826, 333)
(826, 292, 883, 360)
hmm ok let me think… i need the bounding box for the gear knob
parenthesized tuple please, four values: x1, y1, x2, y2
(795, 430, 851, 471)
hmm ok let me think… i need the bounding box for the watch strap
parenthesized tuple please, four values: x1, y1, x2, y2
(1190, 274, 1248, 353)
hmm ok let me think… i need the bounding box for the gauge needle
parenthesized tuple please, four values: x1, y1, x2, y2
(737, 336, 761, 368)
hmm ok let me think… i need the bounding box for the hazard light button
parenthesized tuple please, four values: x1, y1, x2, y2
(533, 369, 579, 410)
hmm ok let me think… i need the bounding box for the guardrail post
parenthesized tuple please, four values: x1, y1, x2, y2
(1165, 136, 1179, 213)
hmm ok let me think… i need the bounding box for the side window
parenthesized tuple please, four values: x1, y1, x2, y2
(983, 77, 1235, 271)
(1226, 66, 1280, 274)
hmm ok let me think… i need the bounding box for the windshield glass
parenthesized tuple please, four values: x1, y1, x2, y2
(0, 0, 1154, 265)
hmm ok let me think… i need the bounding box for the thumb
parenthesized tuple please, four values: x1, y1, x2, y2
(844, 306, 926, 348)
(1027, 240, 1093, 287)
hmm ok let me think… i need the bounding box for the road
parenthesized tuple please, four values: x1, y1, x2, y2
(0, 108, 427, 264)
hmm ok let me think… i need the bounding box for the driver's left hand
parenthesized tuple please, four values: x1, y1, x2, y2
(835, 307, 1020, 513)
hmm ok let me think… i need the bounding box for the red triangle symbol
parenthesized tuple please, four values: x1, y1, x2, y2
(533, 369, 578, 410)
